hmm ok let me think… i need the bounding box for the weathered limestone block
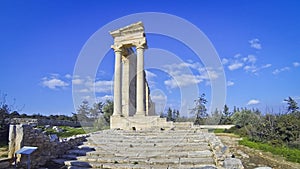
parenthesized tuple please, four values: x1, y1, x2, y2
(223, 158, 244, 169)
(8, 124, 89, 168)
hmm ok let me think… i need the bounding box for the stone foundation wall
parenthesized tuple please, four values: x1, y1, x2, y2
(110, 115, 174, 130)
(8, 124, 88, 168)
(11, 118, 81, 127)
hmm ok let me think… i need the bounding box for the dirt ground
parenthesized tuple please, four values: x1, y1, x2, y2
(216, 133, 300, 169)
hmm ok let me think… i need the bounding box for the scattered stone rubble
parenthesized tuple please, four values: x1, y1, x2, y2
(7, 124, 88, 168)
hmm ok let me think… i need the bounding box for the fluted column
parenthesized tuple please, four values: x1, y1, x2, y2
(113, 46, 122, 116)
(135, 45, 145, 116)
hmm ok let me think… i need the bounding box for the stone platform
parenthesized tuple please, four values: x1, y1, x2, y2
(52, 128, 243, 169)
(110, 115, 175, 130)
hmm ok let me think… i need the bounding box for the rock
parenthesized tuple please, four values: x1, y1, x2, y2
(223, 158, 244, 169)
(52, 126, 64, 133)
(254, 167, 272, 169)
(44, 125, 51, 129)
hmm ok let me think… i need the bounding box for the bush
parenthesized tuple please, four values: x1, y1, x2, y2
(43, 126, 86, 138)
(214, 129, 225, 133)
(239, 138, 300, 163)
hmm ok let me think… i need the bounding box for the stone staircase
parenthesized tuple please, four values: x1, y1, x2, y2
(52, 128, 231, 169)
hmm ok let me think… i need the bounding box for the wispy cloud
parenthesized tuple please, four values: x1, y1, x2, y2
(72, 78, 83, 85)
(65, 74, 72, 79)
(221, 58, 229, 65)
(247, 99, 260, 105)
(262, 64, 272, 68)
(162, 62, 221, 89)
(227, 81, 234, 87)
(72, 75, 113, 94)
(41, 76, 69, 90)
(164, 74, 203, 88)
(293, 62, 300, 67)
(145, 70, 157, 79)
(272, 67, 290, 75)
(244, 55, 257, 64)
(228, 62, 243, 71)
(151, 92, 167, 103)
(249, 38, 262, 50)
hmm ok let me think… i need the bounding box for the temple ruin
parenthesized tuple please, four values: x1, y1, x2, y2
(109, 22, 175, 130)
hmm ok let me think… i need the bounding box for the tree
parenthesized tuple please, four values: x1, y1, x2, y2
(220, 104, 232, 124)
(284, 97, 299, 114)
(175, 110, 180, 121)
(90, 102, 104, 120)
(10, 111, 20, 118)
(76, 100, 90, 122)
(102, 100, 113, 125)
(206, 109, 222, 125)
(190, 93, 208, 125)
(231, 109, 260, 128)
(166, 107, 173, 121)
(71, 112, 78, 122)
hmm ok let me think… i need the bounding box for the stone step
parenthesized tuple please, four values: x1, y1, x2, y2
(64, 159, 216, 169)
(85, 143, 209, 151)
(67, 149, 90, 156)
(56, 128, 231, 169)
(87, 142, 208, 147)
(61, 154, 78, 160)
(72, 156, 215, 165)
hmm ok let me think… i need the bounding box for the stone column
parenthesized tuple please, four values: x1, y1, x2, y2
(113, 46, 122, 116)
(135, 45, 145, 116)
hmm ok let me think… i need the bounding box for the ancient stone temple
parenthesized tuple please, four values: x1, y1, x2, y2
(109, 22, 174, 130)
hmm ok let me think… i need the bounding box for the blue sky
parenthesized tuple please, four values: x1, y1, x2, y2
(1, 1, 300, 116)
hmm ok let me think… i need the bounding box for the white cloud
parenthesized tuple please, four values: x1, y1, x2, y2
(65, 74, 72, 79)
(151, 93, 167, 103)
(228, 62, 243, 71)
(73, 76, 113, 94)
(234, 53, 241, 58)
(227, 81, 234, 87)
(249, 38, 262, 50)
(164, 74, 203, 88)
(221, 58, 229, 65)
(262, 64, 272, 68)
(293, 62, 300, 67)
(145, 70, 157, 79)
(162, 62, 221, 89)
(243, 65, 257, 72)
(97, 95, 113, 102)
(247, 99, 260, 105)
(42, 77, 69, 89)
(272, 67, 290, 75)
(145, 70, 157, 88)
(247, 55, 257, 64)
(72, 78, 83, 85)
(94, 80, 113, 93)
(244, 63, 272, 74)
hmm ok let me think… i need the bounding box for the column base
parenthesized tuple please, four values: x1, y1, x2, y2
(135, 111, 146, 116)
(112, 114, 123, 117)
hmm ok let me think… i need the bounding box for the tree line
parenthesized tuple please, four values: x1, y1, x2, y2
(1, 92, 299, 149)
(189, 94, 300, 149)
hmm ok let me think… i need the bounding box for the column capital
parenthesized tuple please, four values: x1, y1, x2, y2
(111, 45, 123, 52)
(135, 42, 147, 49)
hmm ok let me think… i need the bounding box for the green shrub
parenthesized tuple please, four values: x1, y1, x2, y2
(214, 129, 225, 133)
(43, 126, 86, 138)
(239, 138, 300, 163)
